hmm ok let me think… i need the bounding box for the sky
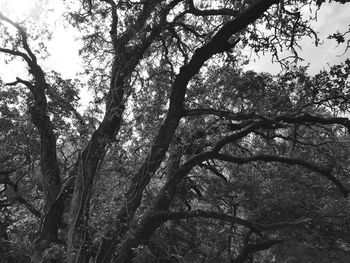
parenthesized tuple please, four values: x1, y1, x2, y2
(0, 1, 349, 89)
(245, 2, 350, 75)
(0, 0, 82, 81)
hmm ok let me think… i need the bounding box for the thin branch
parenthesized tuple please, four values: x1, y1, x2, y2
(0, 12, 37, 64)
(6, 77, 35, 93)
(213, 153, 350, 197)
(151, 209, 261, 233)
(0, 47, 32, 64)
(99, 0, 282, 260)
(15, 196, 41, 218)
(101, 0, 118, 37)
(186, 0, 239, 17)
(233, 239, 283, 263)
(276, 114, 350, 130)
(0, 171, 41, 218)
(255, 218, 312, 231)
(199, 162, 227, 181)
(150, 209, 312, 233)
(172, 22, 207, 40)
(212, 120, 269, 152)
(183, 108, 257, 121)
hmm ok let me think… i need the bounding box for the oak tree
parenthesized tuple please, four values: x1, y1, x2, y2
(1, 0, 350, 262)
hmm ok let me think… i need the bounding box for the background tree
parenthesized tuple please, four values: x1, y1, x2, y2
(1, 0, 350, 262)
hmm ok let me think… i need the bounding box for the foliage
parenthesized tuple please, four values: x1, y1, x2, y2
(1, 0, 350, 263)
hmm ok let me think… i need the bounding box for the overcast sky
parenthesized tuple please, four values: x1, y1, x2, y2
(245, 2, 350, 75)
(0, 1, 349, 83)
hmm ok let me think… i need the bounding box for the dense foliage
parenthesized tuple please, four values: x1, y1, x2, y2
(1, 0, 350, 262)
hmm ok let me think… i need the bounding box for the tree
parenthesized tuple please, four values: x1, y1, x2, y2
(1, 0, 350, 262)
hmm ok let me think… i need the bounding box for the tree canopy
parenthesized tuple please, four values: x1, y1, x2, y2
(1, 0, 350, 262)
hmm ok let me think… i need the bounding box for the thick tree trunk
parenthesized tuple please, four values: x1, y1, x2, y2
(66, 87, 125, 262)
(22, 66, 63, 262)
(105, 0, 280, 261)
(67, 1, 168, 261)
(66, 43, 148, 263)
(68, 0, 279, 261)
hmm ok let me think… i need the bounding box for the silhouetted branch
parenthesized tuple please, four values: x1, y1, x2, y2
(213, 153, 350, 197)
(183, 108, 257, 120)
(199, 162, 227, 181)
(15, 196, 41, 218)
(0, 47, 31, 64)
(150, 210, 261, 233)
(144, 210, 312, 236)
(233, 239, 283, 263)
(186, 0, 239, 17)
(276, 114, 350, 130)
(6, 77, 35, 93)
(0, 12, 37, 64)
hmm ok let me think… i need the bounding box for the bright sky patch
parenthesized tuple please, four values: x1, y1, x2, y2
(0, 0, 39, 22)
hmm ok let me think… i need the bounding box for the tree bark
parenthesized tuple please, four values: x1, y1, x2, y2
(66, 1, 165, 261)
(103, 0, 280, 261)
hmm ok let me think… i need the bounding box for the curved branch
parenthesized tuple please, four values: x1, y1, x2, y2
(0, 47, 32, 64)
(97, 0, 280, 261)
(199, 162, 227, 181)
(1, 10, 63, 254)
(255, 218, 312, 231)
(276, 114, 350, 130)
(183, 108, 257, 120)
(151, 210, 312, 232)
(233, 239, 282, 263)
(6, 77, 35, 93)
(213, 153, 350, 197)
(212, 120, 268, 152)
(151, 210, 261, 233)
(0, 170, 41, 218)
(0, 12, 37, 64)
(186, 0, 239, 17)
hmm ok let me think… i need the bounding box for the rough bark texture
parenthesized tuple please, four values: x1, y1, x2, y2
(29, 69, 63, 263)
(95, 0, 281, 262)
(66, 1, 168, 261)
(3, 0, 350, 262)
(0, 13, 66, 262)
